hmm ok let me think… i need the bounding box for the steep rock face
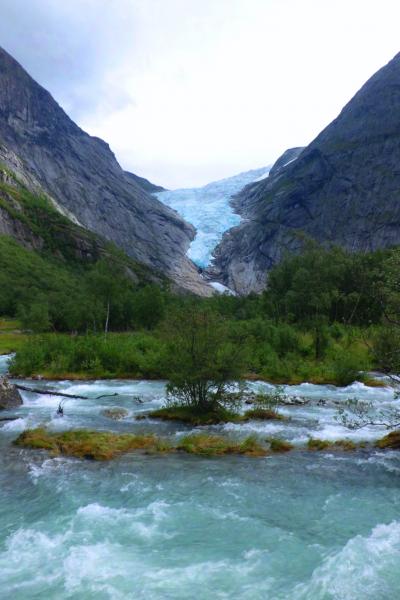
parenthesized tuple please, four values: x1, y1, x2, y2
(0, 46, 211, 295)
(213, 52, 400, 294)
(0, 143, 170, 285)
(124, 171, 165, 194)
(267, 147, 304, 178)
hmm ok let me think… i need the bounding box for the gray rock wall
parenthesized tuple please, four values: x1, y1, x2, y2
(212, 53, 400, 294)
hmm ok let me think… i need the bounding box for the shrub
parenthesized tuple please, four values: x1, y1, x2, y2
(176, 434, 267, 457)
(161, 308, 246, 414)
(268, 438, 294, 452)
(307, 438, 331, 451)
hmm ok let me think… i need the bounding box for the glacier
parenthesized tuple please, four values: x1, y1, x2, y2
(155, 166, 270, 267)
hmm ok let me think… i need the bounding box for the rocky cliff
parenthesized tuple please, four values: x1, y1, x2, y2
(212, 52, 400, 294)
(0, 143, 168, 287)
(0, 46, 210, 295)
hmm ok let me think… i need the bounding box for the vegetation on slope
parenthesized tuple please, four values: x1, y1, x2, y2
(0, 172, 167, 334)
(3, 194, 400, 390)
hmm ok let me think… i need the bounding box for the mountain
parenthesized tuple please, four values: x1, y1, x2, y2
(155, 166, 271, 268)
(0, 46, 210, 295)
(124, 171, 165, 194)
(212, 52, 400, 294)
(0, 142, 163, 281)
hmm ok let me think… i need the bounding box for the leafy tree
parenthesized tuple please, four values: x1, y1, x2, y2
(370, 249, 400, 376)
(162, 308, 247, 412)
(337, 396, 400, 430)
(18, 299, 51, 333)
(132, 285, 165, 329)
(87, 259, 131, 333)
(264, 243, 386, 326)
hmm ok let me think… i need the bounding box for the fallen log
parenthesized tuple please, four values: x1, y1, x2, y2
(14, 384, 120, 401)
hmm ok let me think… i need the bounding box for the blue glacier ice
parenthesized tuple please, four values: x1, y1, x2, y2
(156, 166, 271, 267)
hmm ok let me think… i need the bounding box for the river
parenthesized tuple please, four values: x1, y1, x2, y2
(0, 354, 399, 599)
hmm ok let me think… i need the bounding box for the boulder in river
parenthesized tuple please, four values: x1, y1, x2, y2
(102, 408, 129, 420)
(0, 377, 22, 410)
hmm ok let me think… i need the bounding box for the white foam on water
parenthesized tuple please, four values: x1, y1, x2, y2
(293, 521, 400, 600)
(1, 416, 31, 432)
(3, 373, 400, 598)
(0, 354, 12, 374)
(356, 450, 400, 473)
(27, 457, 72, 484)
(63, 542, 133, 598)
(76, 500, 172, 541)
(0, 528, 67, 592)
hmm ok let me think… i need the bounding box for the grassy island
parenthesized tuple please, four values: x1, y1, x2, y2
(14, 428, 269, 460)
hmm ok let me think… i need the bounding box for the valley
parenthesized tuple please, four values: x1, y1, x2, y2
(0, 33, 400, 600)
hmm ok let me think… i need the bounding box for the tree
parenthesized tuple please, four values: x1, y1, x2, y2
(18, 299, 51, 333)
(371, 249, 400, 373)
(132, 285, 165, 329)
(337, 396, 400, 430)
(162, 308, 247, 413)
(87, 259, 130, 333)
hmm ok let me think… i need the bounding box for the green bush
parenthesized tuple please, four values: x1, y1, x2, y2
(9, 333, 166, 378)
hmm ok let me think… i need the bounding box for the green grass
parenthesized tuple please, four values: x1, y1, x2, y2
(307, 438, 357, 451)
(375, 431, 400, 449)
(14, 428, 172, 460)
(15, 428, 267, 460)
(0, 318, 27, 354)
(268, 438, 294, 452)
(0, 332, 29, 354)
(140, 405, 243, 426)
(8, 325, 385, 388)
(176, 433, 267, 457)
(243, 408, 287, 421)
(9, 332, 166, 378)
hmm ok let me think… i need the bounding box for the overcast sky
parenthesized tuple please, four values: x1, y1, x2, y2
(0, 0, 399, 188)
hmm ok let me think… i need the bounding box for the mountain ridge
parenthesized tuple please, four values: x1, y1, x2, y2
(212, 52, 400, 294)
(0, 45, 211, 295)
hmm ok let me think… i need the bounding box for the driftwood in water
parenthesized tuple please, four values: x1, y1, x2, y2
(14, 384, 120, 401)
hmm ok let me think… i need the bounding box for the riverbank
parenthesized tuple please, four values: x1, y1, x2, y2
(0, 319, 28, 354)
(8, 369, 387, 389)
(5, 327, 384, 388)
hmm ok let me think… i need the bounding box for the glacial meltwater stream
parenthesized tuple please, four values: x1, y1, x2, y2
(1, 354, 400, 599)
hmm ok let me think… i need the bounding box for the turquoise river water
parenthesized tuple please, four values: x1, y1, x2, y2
(0, 355, 399, 599)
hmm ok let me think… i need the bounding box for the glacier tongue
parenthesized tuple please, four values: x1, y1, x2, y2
(155, 166, 270, 268)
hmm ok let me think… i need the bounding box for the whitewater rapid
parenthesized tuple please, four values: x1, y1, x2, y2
(1, 356, 400, 599)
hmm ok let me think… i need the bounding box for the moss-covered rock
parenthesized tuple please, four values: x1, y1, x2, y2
(102, 407, 129, 420)
(375, 431, 400, 449)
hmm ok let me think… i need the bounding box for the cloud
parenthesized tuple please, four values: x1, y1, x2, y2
(0, 0, 400, 188)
